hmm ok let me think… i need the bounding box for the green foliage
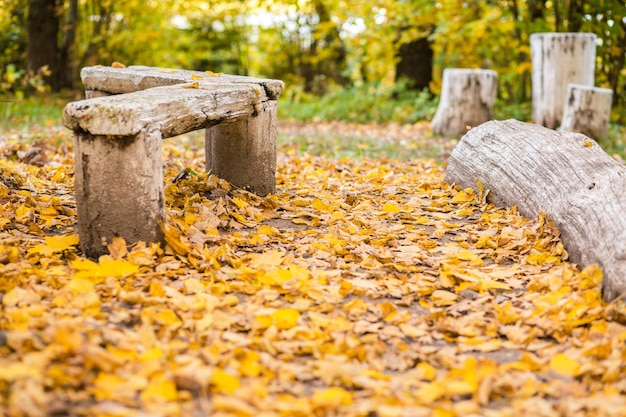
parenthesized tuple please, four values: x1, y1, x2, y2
(280, 81, 438, 124)
(0, 94, 65, 132)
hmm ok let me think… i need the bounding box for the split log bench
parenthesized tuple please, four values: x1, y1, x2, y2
(62, 65, 284, 257)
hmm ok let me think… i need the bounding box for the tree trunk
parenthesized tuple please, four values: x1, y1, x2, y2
(445, 119, 626, 302)
(58, 0, 79, 90)
(530, 32, 596, 129)
(395, 36, 433, 91)
(560, 84, 613, 141)
(27, 0, 60, 91)
(431, 69, 497, 137)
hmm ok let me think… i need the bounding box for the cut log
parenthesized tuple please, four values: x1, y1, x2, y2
(560, 84, 613, 141)
(431, 69, 497, 137)
(531, 32, 596, 129)
(445, 119, 626, 302)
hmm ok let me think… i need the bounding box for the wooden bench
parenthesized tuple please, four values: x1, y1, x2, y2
(62, 65, 284, 257)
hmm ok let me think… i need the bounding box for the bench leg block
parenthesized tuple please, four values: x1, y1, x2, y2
(73, 130, 165, 258)
(205, 100, 277, 196)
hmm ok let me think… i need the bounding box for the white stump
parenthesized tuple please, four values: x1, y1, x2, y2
(560, 84, 613, 141)
(531, 32, 596, 129)
(431, 69, 498, 137)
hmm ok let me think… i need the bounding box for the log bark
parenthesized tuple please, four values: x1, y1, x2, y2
(531, 33, 596, 129)
(431, 69, 497, 137)
(560, 84, 613, 141)
(445, 119, 626, 302)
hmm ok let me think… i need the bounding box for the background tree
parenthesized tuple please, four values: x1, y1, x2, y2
(0, 0, 623, 111)
(27, 0, 60, 90)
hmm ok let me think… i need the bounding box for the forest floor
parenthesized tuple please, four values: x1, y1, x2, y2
(1, 122, 626, 417)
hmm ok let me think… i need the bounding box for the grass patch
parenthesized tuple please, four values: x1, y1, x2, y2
(1, 90, 624, 163)
(0, 94, 70, 133)
(280, 81, 438, 124)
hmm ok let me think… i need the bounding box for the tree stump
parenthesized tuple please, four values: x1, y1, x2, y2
(560, 84, 613, 141)
(445, 119, 626, 302)
(431, 69, 498, 137)
(531, 32, 597, 129)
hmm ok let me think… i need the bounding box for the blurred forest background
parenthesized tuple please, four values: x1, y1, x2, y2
(0, 0, 625, 124)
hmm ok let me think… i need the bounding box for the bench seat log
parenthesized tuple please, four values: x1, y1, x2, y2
(80, 65, 284, 100)
(63, 66, 283, 257)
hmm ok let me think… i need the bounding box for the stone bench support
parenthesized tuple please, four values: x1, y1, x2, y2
(63, 66, 283, 257)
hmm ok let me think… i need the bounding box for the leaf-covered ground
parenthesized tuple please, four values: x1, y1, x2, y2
(1, 125, 626, 417)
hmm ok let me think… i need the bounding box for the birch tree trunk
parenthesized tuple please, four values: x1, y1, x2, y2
(431, 69, 497, 137)
(531, 33, 596, 129)
(445, 119, 626, 302)
(560, 84, 613, 141)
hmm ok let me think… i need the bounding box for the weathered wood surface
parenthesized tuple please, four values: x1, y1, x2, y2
(445, 119, 626, 301)
(531, 33, 596, 129)
(431, 69, 497, 137)
(560, 84, 613, 141)
(63, 82, 270, 138)
(81, 65, 284, 100)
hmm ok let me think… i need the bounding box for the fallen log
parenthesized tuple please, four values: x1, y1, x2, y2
(445, 119, 626, 302)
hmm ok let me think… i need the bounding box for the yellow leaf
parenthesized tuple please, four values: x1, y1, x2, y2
(480, 278, 511, 291)
(159, 220, 190, 256)
(232, 197, 248, 208)
(583, 139, 594, 147)
(270, 308, 300, 330)
(452, 188, 475, 203)
(154, 308, 182, 328)
(249, 249, 284, 268)
(312, 387, 352, 408)
(382, 202, 400, 213)
(257, 224, 277, 236)
(211, 368, 240, 394)
(181, 82, 199, 89)
(190, 74, 203, 80)
(0, 363, 37, 381)
(312, 198, 333, 212)
(206, 70, 224, 77)
(111, 61, 126, 68)
(549, 353, 580, 377)
(457, 250, 482, 264)
(415, 362, 438, 381)
(93, 373, 129, 400)
(141, 374, 178, 402)
(578, 263, 603, 289)
(2, 287, 39, 307)
(28, 234, 79, 256)
(239, 351, 262, 377)
(415, 381, 445, 403)
(66, 277, 95, 295)
(259, 269, 293, 285)
(72, 256, 139, 280)
(431, 289, 458, 306)
(107, 236, 128, 258)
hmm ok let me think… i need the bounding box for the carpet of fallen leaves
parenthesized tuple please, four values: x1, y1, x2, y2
(1, 125, 626, 417)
